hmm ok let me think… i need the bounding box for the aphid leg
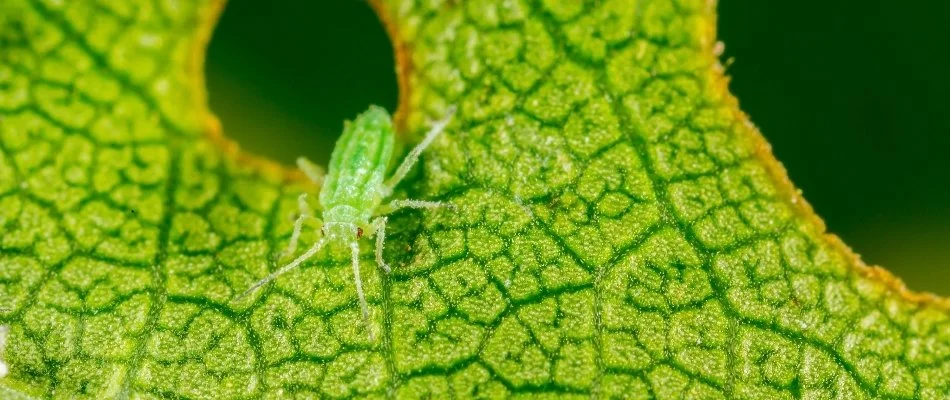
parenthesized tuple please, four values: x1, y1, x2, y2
(376, 198, 455, 215)
(0, 324, 8, 378)
(383, 105, 457, 195)
(296, 156, 326, 186)
(234, 237, 327, 301)
(281, 193, 320, 259)
(368, 216, 391, 274)
(350, 241, 374, 341)
(391, 199, 454, 211)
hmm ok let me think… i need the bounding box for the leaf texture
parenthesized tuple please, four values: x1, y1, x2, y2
(0, 0, 948, 398)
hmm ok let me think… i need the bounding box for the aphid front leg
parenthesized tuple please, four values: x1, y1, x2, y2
(380, 199, 455, 215)
(382, 105, 457, 196)
(350, 241, 374, 340)
(282, 193, 321, 259)
(367, 216, 391, 274)
(297, 156, 326, 186)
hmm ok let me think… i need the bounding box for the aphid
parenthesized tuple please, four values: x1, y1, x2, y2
(236, 105, 456, 339)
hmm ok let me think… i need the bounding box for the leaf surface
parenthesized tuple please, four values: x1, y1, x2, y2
(0, 0, 948, 399)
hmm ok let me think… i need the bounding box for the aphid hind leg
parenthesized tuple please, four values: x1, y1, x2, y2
(350, 241, 374, 341)
(296, 157, 326, 186)
(383, 105, 457, 195)
(282, 193, 321, 259)
(235, 237, 328, 301)
(376, 199, 455, 216)
(368, 216, 391, 274)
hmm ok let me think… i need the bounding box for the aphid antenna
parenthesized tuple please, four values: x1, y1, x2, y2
(383, 105, 457, 194)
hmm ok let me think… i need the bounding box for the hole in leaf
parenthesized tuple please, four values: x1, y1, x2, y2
(719, 1, 950, 295)
(206, 1, 398, 166)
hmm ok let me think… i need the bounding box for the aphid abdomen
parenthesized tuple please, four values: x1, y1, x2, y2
(319, 106, 395, 222)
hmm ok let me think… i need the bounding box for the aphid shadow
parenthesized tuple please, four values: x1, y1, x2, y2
(378, 208, 425, 273)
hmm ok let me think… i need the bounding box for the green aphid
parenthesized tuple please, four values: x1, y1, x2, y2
(236, 105, 456, 340)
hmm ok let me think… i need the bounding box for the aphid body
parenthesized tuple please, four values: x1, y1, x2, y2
(237, 105, 456, 340)
(320, 106, 394, 238)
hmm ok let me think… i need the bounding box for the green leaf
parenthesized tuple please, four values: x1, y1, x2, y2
(1, 0, 948, 398)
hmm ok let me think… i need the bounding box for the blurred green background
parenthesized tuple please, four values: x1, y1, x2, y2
(205, 1, 950, 295)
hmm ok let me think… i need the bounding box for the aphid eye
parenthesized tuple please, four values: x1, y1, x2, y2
(356, 227, 364, 239)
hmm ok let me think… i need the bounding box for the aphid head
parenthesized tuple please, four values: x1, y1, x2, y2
(322, 222, 358, 241)
(324, 205, 359, 224)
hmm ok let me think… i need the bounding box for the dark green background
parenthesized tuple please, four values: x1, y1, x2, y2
(205, 1, 950, 295)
